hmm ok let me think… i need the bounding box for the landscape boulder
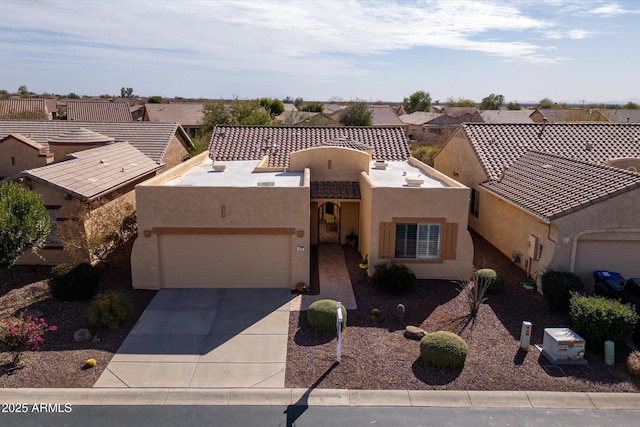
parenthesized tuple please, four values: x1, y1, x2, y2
(405, 325, 427, 341)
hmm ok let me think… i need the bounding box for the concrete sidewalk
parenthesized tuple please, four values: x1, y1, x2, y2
(2, 388, 640, 409)
(95, 288, 292, 388)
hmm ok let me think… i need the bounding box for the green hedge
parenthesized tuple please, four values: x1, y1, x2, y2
(420, 331, 468, 369)
(541, 270, 583, 312)
(371, 263, 416, 294)
(570, 294, 638, 351)
(50, 263, 100, 301)
(307, 299, 347, 333)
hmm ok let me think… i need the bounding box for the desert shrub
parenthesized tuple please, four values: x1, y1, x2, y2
(307, 299, 347, 333)
(420, 331, 468, 369)
(372, 263, 416, 294)
(49, 262, 100, 301)
(570, 294, 638, 350)
(541, 270, 583, 312)
(476, 269, 505, 294)
(627, 351, 640, 377)
(0, 316, 57, 366)
(88, 291, 136, 329)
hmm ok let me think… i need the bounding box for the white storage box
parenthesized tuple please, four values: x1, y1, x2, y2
(542, 328, 586, 364)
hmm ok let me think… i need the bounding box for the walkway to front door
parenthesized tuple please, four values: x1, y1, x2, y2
(290, 243, 357, 311)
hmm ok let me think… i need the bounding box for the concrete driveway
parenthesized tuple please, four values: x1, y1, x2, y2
(95, 288, 293, 388)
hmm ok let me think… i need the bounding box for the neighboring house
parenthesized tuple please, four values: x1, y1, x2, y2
(131, 126, 474, 290)
(434, 123, 640, 289)
(0, 133, 53, 180)
(368, 105, 406, 128)
(599, 109, 640, 123)
(0, 121, 193, 169)
(296, 114, 343, 127)
(529, 108, 608, 123)
(15, 138, 163, 265)
(143, 103, 204, 139)
(399, 111, 442, 142)
(479, 109, 534, 124)
(0, 99, 50, 120)
(66, 100, 133, 122)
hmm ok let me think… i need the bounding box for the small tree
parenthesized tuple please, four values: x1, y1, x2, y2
(120, 87, 134, 98)
(0, 182, 50, 268)
(148, 96, 163, 104)
(402, 90, 432, 114)
(622, 101, 639, 109)
(446, 97, 475, 107)
(259, 98, 285, 117)
(538, 98, 555, 109)
(479, 93, 504, 110)
(507, 101, 521, 110)
(300, 102, 323, 113)
(339, 100, 372, 126)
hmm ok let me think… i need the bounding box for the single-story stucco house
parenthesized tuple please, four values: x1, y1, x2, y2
(131, 126, 474, 290)
(434, 123, 640, 290)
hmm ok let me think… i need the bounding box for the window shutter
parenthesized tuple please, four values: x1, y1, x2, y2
(379, 222, 394, 259)
(442, 222, 458, 260)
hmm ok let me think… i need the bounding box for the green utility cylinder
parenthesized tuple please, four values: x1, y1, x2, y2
(604, 340, 615, 366)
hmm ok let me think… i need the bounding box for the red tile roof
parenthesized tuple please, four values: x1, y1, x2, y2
(0, 99, 49, 120)
(460, 123, 640, 181)
(310, 181, 361, 199)
(67, 100, 133, 122)
(481, 151, 640, 221)
(209, 126, 409, 168)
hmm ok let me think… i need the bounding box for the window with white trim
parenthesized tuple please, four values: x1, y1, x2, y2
(46, 209, 59, 246)
(395, 223, 441, 259)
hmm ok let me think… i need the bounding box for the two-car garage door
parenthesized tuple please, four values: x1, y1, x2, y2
(158, 234, 291, 288)
(574, 234, 640, 290)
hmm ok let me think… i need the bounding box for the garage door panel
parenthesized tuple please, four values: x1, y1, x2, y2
(575, 239, 640, 291)
(159, 234, 291, 288)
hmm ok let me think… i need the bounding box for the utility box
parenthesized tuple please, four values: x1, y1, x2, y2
(542, 328, 587, 365)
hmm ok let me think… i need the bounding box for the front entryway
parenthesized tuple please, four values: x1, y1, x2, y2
(318, 202, 340, 243)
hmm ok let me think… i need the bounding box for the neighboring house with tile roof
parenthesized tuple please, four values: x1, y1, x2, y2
(479, 109, 534, 124)
(0, 133, 53, 180)
(66, 100, 133, 122)
(0, 99, 50, 120)
(131, 125, 474, 290)
(434, 123, 640, 288)
(599, 109, 640, 123)
(15, 142, 163, 265)
(142, 103, 204, 139)
(400, 111, 442, 142)
(327, 105, 406, 129)
(529, 108, 608, 123)
(0, 120, 193, 167)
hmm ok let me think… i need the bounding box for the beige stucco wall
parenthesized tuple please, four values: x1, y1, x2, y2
(131, 153, 310, 289)
(359, 159, 474, 280)
(0, 137, 52, 179)
(606, 157, 640, 172)
(290, 146, 370, 180)
(48, 142, 110, 161)
(341, 201, 360, 246)
(162, 135, 190, 169)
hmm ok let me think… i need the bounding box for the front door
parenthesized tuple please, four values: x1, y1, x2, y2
(318, 202, 340, 243)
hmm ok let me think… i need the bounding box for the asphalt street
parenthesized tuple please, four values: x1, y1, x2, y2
(2, 405, 640, 427)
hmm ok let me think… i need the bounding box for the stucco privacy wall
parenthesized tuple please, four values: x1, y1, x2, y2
(290, 146, 370, 180)
(131, 153, 310, 289)
(360, 158, 474, 280)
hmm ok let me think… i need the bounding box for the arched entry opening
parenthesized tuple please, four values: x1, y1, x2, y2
(318, 202, 341, 243)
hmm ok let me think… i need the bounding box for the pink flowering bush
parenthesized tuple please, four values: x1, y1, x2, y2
(0, 316, 57, 366)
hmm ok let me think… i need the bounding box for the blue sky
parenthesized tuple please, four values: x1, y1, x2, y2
(2, 0, 639, 104)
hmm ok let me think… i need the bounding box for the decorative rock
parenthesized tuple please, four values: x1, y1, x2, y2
(73, 328, 93, 342)
(405, 325, 427, 341)
(21, 309, 44, 319)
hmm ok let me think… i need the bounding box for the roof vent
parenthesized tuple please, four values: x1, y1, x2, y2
(542, 164, 552, 169)
(405, 177, 424, 187)
(212, 163, 227, 171)
(373, 160, 388, 170)
(257, 181, 275, 187)
(585, 143, 594, 151)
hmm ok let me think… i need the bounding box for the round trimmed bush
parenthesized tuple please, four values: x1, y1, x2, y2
(50, 262, 100, 301)
(88, 291, 136, 329)
(476, 269, 505, 294)
(307, 299, 347, 333)
(420, 331, 468, 369)
(541, 270, 584, 312)
(627, 351, 640, 377)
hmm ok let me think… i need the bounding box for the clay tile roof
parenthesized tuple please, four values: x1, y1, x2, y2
(0, 99, 49, 120)
(48, 127, 115, 145)
(310, 181, 361, 199)
(209, 126, 409, 168)
(481, 151, 640, 221)
(0, 121, 189, 163)
(461, 123, 640, 181)
(143, 103, 204, 126)
(66, 100, 133, 122)
(21, 142, 163, 201)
